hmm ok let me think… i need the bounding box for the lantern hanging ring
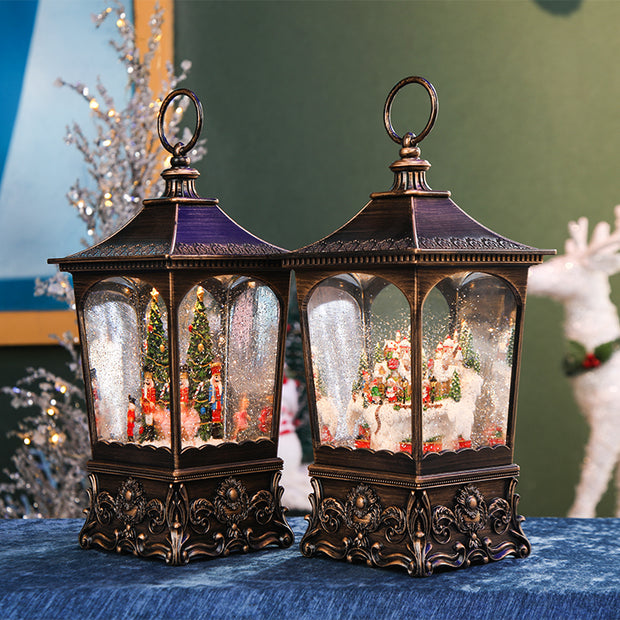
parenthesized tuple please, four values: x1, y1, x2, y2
(157, 88, 203, 157)
(383, 76, 438, 147)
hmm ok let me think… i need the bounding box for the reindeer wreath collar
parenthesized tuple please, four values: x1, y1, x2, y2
(563, 338, 620, 376)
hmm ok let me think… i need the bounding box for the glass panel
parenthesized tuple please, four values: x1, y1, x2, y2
(422, 272, 517, 453)
(307, 273, 411, 453)
(83, 278, 170, 447)
(178, 277, 281, 447)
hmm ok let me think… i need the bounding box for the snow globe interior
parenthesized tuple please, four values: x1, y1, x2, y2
(83, 277, 170, 447)
(177, 277, 281, 448)
(307, 273, 412, 453)
(422, 271, 517, 454)
(306, 270, 517, 457)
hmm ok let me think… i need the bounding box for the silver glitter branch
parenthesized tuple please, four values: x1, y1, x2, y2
(1, 1, 204, 518)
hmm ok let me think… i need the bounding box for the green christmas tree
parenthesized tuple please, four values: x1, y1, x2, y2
(186, 286, 214, 440)
(449, 370, 461, 402)
(352, 351, 370, 406)
(459, 322, 481, 373)
(507, 326, 515, 367)
(143, 289, 170, 401)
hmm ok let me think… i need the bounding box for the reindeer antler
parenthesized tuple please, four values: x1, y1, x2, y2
(565, 205, 620, 260)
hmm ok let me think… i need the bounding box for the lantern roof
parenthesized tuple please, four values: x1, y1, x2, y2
(287, 77, 553, 265)
(50, 89, 285, 271)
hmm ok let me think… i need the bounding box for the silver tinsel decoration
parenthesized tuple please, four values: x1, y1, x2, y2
(1, 1, 204, 518)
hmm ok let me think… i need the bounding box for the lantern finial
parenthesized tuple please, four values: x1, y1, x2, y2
(381, 76, 448, 196)
(157, 88, 204, 199)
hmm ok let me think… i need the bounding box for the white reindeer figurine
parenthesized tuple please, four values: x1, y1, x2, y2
(528, 205, 620, 518)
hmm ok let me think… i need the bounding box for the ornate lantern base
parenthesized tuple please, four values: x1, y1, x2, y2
(300, 465, 530, 577)
(79, 460, 293, 565)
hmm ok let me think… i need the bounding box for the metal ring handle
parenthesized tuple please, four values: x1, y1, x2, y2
(157, 88, 203, 156)
(383, 76, 438, 146)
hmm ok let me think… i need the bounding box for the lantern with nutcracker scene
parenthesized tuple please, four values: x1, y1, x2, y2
(50, 89, 293, 564)
(287, 77, 553, 576)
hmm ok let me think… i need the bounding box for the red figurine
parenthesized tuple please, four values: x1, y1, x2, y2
(140, 370, 157, 442)
(127, 395, 136, 442)
(259, 400, 273, 436)
(231, 394, 250, 441)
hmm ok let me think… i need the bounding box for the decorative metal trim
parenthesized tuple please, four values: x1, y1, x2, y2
(285, 252, 546, 268)
(308, 461, 519, 489)
(71, 242, 171, 259)
(418, 236, 532, 251)
(79, 471, 293, 564)
(295, 238, 415, 254)
(174, 242, 285, 256)
(429, 480, 530, 569)
(300, 476, 530, 577)
(56, 257, 286, 272)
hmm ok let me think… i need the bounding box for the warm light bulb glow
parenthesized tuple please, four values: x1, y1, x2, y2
(90, 99, 99, 110)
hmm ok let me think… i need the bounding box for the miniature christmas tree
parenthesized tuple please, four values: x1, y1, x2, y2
(507, 325, 515, 366)
(449, 370, 461, 402)
(186, 286, 214, 440)
(143, 289, 170, 401)
(352, 351, 370, 406)
(459, 322, 481, 372)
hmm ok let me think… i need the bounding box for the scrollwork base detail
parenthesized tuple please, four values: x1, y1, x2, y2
(79, 471, 293, 565)
(300, 476, 530, 577)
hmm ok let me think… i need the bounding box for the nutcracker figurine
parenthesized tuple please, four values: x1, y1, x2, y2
(209, 362, 224, 439)
(140, 370, 157, 442)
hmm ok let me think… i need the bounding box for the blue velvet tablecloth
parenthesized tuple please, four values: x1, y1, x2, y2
(0, 516, 618, 619)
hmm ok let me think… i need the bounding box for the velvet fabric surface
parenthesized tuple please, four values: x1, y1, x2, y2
(0, 517, 618, 619)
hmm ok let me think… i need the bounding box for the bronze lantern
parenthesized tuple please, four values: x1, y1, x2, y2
(49, 89, 293, 564)
(287, 77, 553, 576)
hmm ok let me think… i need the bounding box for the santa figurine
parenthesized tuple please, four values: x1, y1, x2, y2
(209, 361, 224, 439)
(385, 377, 398, 403)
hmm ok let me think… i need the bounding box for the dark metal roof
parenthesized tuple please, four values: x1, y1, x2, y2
(288, 150, 552, 263)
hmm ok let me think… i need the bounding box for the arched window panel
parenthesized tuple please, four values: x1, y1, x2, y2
(307, 273, 411, 453)
(177, 277, 280, 448)
(178, 280, 225, 447)
(83, 278, 170, 448)
(422, 271, 517, 455)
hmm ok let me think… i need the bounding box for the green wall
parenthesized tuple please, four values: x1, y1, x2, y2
(175, 0, 620, 517)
